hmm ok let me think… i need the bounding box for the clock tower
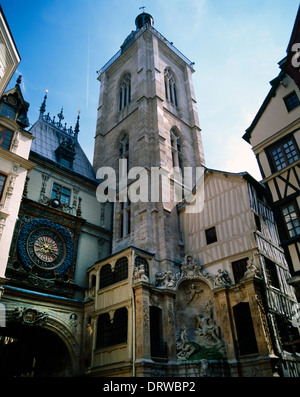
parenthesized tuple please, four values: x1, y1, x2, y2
(94, 11, 205, 269)
(88, 11, 206, 376)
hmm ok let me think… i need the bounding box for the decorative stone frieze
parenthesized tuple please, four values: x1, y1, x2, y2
(155, 255, 232, 290)
(6, 306, 48, 326)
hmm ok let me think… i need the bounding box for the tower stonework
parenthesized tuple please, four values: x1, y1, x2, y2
(93, 12, 205, 269)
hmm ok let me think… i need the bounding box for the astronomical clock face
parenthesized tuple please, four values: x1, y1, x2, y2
(17, 219, 73, 279)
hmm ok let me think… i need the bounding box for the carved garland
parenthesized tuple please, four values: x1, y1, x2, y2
(155, 255, 232, 290)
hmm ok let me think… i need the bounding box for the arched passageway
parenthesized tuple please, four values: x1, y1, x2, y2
(0, 323, 73, 377)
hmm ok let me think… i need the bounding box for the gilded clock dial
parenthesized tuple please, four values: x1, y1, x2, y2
(33, 235, 59, 263)
(27, 227, 66, 270)
(18, 219, 73, 279)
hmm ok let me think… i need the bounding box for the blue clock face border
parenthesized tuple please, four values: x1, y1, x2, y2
(17, 219, 73, 279)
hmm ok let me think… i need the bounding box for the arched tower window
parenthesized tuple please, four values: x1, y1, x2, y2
(118, 133, 131, 237)
(170, 129, 183, 174)
(164, 68, 178, 107)
(119, 73, 131, 111)
(119, 198, 131, 238)
(119, 133, 129, 174)
(119, 133, 129, 159)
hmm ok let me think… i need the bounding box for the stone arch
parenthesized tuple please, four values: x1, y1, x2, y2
(1, 305, 81, 376)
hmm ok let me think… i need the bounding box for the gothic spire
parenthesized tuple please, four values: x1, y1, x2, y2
(74, 111, 80, 138)
(39, 90, 48, 117)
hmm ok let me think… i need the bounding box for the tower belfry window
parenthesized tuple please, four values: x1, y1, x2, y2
(119, 133, 129, 172)
(170, 129, 183, 173)
(164, 68, 178, 107)
(119, 73, 131, 111)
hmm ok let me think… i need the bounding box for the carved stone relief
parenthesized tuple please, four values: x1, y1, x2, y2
(133, 264, 149, 283)
(175, 277, 226, 361)
(6, 306, 48, 326)
(155, 255, 232, 290)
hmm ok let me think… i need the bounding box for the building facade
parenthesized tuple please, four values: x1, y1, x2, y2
(0, 10, 299, 378)
(85, 13, 300, 377)
(0, 93, 112, 376)
(243, 8, 300, 301)
(0, 78, 34, 289)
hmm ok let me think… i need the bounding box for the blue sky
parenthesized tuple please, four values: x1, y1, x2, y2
(2, 0, 300, 181)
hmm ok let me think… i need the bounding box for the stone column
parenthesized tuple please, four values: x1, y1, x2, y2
(245, 279, 273, 356)
(213, 287, 238, 361)
(162, 291, 177, 361)
(133, 283, 151, 360)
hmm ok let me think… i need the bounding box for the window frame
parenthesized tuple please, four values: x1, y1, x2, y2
(283, 91, 300, 112)
(280, 201, 300, 239)
(205, 226, 217, 245)
(264, 257, 280, 289)
(119, 73, 131, 111)
(0, 103, 17, 120)
(96, 307, 128, 349)
(99, 257, 128, 290)
(0, 173, 7, 201)
(51, 182, 71, 206)
(232, 257, 249, 284)
(170, 129, 183, 172)
(119, 199, 131, 238)
(267, 135, 299, 172)
(164, 68, 178, 107)
(0, 126, 14, 150)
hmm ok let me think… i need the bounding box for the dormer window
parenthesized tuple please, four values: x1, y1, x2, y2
(0, 126, 13, 150)
(55, 137, 76, 169)
(0, 103, 16, 120)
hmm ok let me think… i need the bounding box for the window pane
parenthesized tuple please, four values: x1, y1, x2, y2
(114, 257, 128, 283)
(51, 183, 71, 206)
(96, 313, 111, 348)
(269, 137, 299, 171)
(0, 173, 6, 199)
(205, 226, 217, 245)
(0, 127, 13, 150)
(0, 104, 16, 120)
(99, 264, 113, 289)
(113, 308, 128, 345)
(284, 92, 300, 111)
(282, 203, 300, 238)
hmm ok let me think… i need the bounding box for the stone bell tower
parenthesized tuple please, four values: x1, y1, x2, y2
(93, 11, 205, 269)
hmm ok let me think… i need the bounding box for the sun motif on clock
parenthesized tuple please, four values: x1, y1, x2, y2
(17, 219, 73, 279)
(33, 235, 59, 263)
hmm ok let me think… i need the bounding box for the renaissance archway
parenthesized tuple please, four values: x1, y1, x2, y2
(0, 323, 73, 377)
